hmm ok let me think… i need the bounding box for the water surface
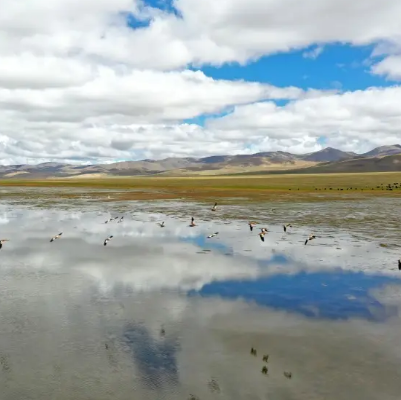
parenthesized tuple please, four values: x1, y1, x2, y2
(0, 201, 401, 399)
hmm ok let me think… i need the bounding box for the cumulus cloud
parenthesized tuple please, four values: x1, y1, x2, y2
(371, 56, 401, 80)
(207, 86, 401, 154)
(1, 0, 401, 163)
(2, 0, 401, 68)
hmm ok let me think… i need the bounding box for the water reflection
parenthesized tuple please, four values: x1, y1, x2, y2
(123, 323, 180, 390)
(0, 204, 401, 399)
(180, 234, 234, 255)
(1, 206, 401, 320)
(191, 271, 400, 321)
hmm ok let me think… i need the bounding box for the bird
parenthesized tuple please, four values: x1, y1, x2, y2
(117, 217, 124, 223)
(283, 224, 292, 232)
(250, 347, 257, 356)
(0, 239, 10, 250)
(160, 327, 165, 336)
(305, 234, 316, 245)
(261, 366, 268, 375)
(262, 354, 269, 362)
(398, 259, 401, 270)
(248, 222, 256, 231)
(158, 222, 165, 227)
(211, 202, 217, 211)
(50, 233, 62, 242)
(207, 232, 219, 238)
(104, 235, 113, 246)
(260, 228, 268, 234)
(283, 371, 292, 379)
(259, 232, 265, 242)
(189, 217, 196, 227)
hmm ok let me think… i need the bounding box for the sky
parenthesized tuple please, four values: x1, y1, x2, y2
(1, 0, 401, 164)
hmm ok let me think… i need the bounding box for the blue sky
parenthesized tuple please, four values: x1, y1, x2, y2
(182, 43, 390, 126)
(200, 44, 391, 91)
(124, 4, 394, 132)
(125, 4, 391, 93)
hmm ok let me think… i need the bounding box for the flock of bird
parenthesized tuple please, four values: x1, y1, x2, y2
(247, 219, 315, 245)
(251, 347, 292, 379)
(1, 201, 399, 270)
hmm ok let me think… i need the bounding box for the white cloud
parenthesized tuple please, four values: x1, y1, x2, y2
(371, 56, 401, 80)
(207, 86, 401, 154)
(2, 0, 401, 68)
(0, 67, 312, 163)
(1, 0, 401, 163)
(303, 46, 324, 59)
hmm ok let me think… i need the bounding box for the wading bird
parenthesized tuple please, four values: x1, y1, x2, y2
(104, 235, 113, 246)
(304, 234, 316, 245)
(260, 228, 268, 234)
(50, 233, 62, 242)
(0, 239, 10, 249)
(261, 366, 268, 375)
(283, 224, 292, 232)
(117, 217, 124, 223)
(207, 232, 219, 238)
(259, 232, 265, 242)
(284, 371, 292, 379)
(158, 222, 165, 227)
(211, 202, 217, 211)
(250, 347, 257, 356)
(189, 217, 196, 227)
(262, 354, 269, 362)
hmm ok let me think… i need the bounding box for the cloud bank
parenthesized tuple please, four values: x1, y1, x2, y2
(1, 0, 401, 164)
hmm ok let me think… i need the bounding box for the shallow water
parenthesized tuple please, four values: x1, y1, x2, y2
(0, 199, 401, 399)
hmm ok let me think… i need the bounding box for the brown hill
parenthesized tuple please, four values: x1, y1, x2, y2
(0, 144, 401, 178)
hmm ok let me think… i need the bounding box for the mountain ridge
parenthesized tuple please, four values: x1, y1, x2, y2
(0, 144, 401, 178)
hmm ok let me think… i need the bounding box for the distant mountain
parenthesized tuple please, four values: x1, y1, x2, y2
(282, 154, 401, 174)
(360, 144, 401, 158)
(0, 144, 400, 178)
(301, 147, 357, 162)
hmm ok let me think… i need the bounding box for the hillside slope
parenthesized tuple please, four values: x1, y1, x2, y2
(0, 145, 401, 178)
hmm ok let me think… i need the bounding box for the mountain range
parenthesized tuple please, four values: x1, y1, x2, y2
(1, 145, 401, 179)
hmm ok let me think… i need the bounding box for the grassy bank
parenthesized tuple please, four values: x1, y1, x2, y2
(1, 172, 401, 202)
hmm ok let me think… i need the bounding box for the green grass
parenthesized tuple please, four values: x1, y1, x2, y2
(0, 172, 400, 204)
(1, 171, 401, 191)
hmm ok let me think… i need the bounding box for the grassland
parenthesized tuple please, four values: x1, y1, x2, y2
(1, 172, 401, 203)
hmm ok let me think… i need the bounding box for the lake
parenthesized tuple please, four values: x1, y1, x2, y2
(0, 193, 401, 399)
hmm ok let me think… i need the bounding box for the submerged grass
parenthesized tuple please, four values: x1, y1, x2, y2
(1, 172, 401, 202)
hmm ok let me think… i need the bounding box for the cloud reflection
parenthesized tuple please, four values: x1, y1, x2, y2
(1, 205, 401, 321)
(1, 203, 401, 399)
